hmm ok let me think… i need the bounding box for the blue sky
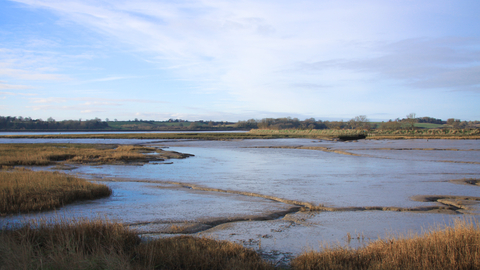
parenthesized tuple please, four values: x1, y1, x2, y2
(1, 0, 479, 121)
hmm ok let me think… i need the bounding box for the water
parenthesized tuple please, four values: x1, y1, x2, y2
(0, 130, 246, 136)
(1, 138, 479, 257)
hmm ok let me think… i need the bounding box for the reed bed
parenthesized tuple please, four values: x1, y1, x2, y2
(1, 218, 478, 269)
(0, 169, 111, 215)
(0, 144, 178, 167)
(291, 218, 480, 270)
(250, 129, 367, 136)
(251, 129, 480, 140)
(0, 218, 273, 270)
(367, 128, 480, 140)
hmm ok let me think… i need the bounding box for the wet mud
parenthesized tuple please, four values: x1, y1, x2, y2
(251, 145, 480, 165)
(96, 176, 480, 236)
(130, 207, 301, 234)
(250, 146, 362, 156)
(449, 178, 480, 186)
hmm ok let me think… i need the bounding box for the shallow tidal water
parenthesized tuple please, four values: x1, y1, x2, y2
(1, 138, 479, 262)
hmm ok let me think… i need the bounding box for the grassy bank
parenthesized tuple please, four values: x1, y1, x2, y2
(250, 129, 480, 140)
(291, 219, 480, 270)
(0, 218, 478, 269)
(2, 128, 478, 140)
(367, 128, 480, 140)
(0, 132, 277, 140)
(0, 143, 193, 215)
(0, 169, 111, 215)
(0, 219, 273, 270)
(0, 144, 192, 167)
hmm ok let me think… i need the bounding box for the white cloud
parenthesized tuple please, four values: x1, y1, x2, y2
(5, 0, 480, 120)
(0, 82, 33, 90)
(0, 47, 71, 82)
(89, 76, 133, 82)
(0, 68, 67, 81)
(0, 90, 36, 96)
(299, 38, 480, 91)
(80, 109, 104, 113)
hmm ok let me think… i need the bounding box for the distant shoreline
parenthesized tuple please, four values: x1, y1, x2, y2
(0, 129, 479, 140)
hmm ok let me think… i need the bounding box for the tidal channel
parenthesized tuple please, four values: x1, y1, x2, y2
(1, 138, 479, 263)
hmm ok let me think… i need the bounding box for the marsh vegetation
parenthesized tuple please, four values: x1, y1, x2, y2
(0, 143, 192, 167)
(0, 219, 273, 270)
(291, 219, 480, 270)
(2, 128, 479, 141)
(0, 143, 194, 215)
(1, 218, 478, 269)
(0, 169, 111, 215)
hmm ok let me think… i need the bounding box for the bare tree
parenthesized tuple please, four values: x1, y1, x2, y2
(405, 113, 417, 130)
(349, 115, 370, 130)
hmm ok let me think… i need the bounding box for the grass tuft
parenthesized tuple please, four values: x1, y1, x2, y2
(0, 219, 273, 270)
(291, 218, 480, 270)
(1, 218, 479, 269)
(0, 169, 111, 215)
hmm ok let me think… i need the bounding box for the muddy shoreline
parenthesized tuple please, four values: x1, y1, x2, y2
(1, 138, 479, 263)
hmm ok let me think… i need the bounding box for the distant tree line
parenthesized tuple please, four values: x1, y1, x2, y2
(379, 114, 479, 130)
(417, 117, 446, 124)
(236, 114, 480, 131)
(235, 116, 372, 130)
(2, 114, 479, 131)
(0, 116, 108, 130)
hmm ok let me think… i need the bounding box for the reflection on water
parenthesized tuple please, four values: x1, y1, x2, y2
(1, 138, 479, 256)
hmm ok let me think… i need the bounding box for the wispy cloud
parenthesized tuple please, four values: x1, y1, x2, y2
(29, 96, 166, 104)
(31, 97, 68, 103)
(0, 90, 36, 96)
(0, 82, 34, 90)
(4, 0, 480, 120)
(81, 76, 143, 83)
(80, 109, 105, 114)
(300, 38, 480, 91)
(0, 68, 68, 81)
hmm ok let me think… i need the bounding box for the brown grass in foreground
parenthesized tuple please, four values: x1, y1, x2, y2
(1, 218, 478, 269)
(291, 219, 480, 270)
(0, 219, 273, 270)
(0, 170, 111, 215)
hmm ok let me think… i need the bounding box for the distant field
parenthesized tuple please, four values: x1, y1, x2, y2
(106, 120, 235, 130)
(415, 123, 446, 128)
(107, 121, 198, 128)
(370, 122, 446, 129)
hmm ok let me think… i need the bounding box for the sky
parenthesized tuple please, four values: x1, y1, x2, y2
(1, 0, 479, 122)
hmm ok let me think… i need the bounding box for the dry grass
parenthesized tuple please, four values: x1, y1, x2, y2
(0, 218, 274, 270)
(249, 129, 366, 138)
(0, 169, 111, 215)
(368, 128, 480, 140)
(0, 219, 140, 270)
(135, 235, 273, 270)
(1, 218, 479, 269)
(0, 144, 191, 167)
(291, 218, 480, 270)
(250, 129, 480, 140)
(0, 144, 149, 166)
